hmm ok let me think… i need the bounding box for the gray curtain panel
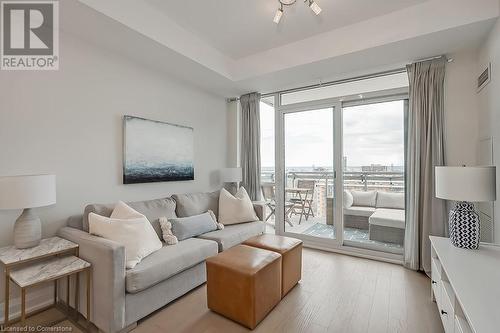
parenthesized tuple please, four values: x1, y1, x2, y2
(240, 92, 262, 201)
(404, 58, 447, 273)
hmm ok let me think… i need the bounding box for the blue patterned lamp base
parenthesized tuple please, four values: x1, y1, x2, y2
(449, 201, 480, 250)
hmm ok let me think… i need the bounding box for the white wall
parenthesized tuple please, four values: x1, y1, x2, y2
(478, 18, 500, 243)
(444, 49, 480, 167)
(0, 31, 228, 312)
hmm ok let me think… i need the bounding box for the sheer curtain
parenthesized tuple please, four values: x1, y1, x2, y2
(404, 58, 447, 273)
(240, 92, 261, 201)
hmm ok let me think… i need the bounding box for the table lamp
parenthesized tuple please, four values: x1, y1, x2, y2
(0, 175, 56, 249)
(221, 168, 242, 194)
(435, 166, 496, 249)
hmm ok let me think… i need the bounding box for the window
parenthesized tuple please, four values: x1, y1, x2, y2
(280, 72, 408, 105)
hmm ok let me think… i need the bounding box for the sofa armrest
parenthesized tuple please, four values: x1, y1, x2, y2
(57, 227, 126, 333)
(253, 202, 266, 221)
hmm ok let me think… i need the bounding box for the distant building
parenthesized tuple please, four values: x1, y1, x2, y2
(361, 164, 388, 172)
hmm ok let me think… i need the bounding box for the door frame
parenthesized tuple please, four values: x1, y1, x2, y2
(271, 88, 409, 263)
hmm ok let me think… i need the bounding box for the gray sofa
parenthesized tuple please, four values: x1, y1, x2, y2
(343, 190, 405, 245)
(57, 191, 265, 333)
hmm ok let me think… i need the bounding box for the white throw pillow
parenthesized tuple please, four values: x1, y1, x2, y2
(351, 190, 377, 207)
(376, 192, 405, 210)
(343, 190, 354, 208)
(218, 187, 259, 225)
(89, 202, 162, 269)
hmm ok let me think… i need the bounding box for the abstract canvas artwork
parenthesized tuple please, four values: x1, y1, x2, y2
(123, 116, 194, 184)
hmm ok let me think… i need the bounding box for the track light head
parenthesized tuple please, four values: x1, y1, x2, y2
(273, 7, 283, 24)
(309, 1, 322, 15)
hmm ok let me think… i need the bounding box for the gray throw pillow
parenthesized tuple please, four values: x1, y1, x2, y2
(168, 212, 218, 241)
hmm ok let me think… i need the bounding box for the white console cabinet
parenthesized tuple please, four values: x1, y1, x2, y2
(430, 236, 500, 333)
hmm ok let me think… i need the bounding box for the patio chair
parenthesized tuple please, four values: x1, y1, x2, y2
(261, 183, 294, 227)
(289, 179, 316, 223)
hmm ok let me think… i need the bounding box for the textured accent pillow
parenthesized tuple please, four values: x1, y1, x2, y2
(351, 190, 377, 207)
(376, 192, 405, 210)
(89, 202, 163, 269)
(162, 211, 221, 241)
(218, 187, 259, 225)
(158, 217, 178, 245)
(343, 190, 354, 208)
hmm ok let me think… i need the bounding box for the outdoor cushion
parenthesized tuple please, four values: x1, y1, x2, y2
(343, 190, 354, 208)
(351, 190, 377, 207)
(369, 208, 405, 229)
(125, 238, 218, 293)
(172, 191, 220, 217)
(198, 221, 265, 252)
(376, 192, 405, 210)
(83, 197, 177, 239)
(343, 206, 376, 217)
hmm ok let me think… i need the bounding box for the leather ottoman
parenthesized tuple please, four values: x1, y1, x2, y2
(243, 234, 302, 297)
(206, 245, 282, 329)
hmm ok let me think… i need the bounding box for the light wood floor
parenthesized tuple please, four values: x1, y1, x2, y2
(28, 248, 443, 333)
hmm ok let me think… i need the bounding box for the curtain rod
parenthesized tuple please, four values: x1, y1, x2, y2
(227, 55, 452, 102)
(226, 67, 405, 102)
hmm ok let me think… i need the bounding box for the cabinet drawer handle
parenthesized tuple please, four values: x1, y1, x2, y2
(431, 280, 437, 284)
(441, 310, 447, 315)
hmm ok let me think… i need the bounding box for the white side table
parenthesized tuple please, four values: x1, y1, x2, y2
(0, 236, 91, 329)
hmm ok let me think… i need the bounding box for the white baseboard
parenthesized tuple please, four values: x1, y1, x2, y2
(0, 286, 54, 322)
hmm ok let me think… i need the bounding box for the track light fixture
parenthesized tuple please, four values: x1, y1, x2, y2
(273, 0, 322, 24)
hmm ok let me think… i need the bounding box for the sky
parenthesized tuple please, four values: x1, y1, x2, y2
(260, 100, 404, 168)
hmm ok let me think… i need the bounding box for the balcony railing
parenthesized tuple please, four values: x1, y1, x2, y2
(262, 170, 404, 218)
(262, 170, 404, 193)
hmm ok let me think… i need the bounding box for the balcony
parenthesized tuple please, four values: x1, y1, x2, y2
(261, 169, 405, 254)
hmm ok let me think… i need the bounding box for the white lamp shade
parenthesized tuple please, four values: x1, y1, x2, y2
(221, 168, 242, 183)
(0, 174, 56, 209)
(435, 166, 496, 202)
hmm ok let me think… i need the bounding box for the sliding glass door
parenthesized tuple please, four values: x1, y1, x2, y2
(273, 101, 342, 247)
(264, 71, 409, 259)
(283, 107, 336, 240)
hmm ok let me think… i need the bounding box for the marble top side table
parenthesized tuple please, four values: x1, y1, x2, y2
(0, 236, 89, 329)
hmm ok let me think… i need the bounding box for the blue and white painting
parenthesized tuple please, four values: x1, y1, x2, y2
(123, 116, 194, 184)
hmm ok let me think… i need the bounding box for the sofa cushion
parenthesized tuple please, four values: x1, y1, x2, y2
(343, 206, 376, 217)
(168, 212, 219, 241)
(376, 192, 405, 210)
(125, 238, 218, 294)
(351, 190, 377, 207)
(218, 187, 259, 225)
(197, 221, 265, 252)
(172, 191, 220, 217)
(83, 197, 177, 239)
(369, 209, 405, 229)
(88, 213, 160, 270)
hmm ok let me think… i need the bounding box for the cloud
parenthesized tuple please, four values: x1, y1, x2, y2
(260, 100, 405, 168)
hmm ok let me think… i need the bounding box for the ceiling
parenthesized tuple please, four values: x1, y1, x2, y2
(145, 0, 427, 59)
(71, 0, 499, 97)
